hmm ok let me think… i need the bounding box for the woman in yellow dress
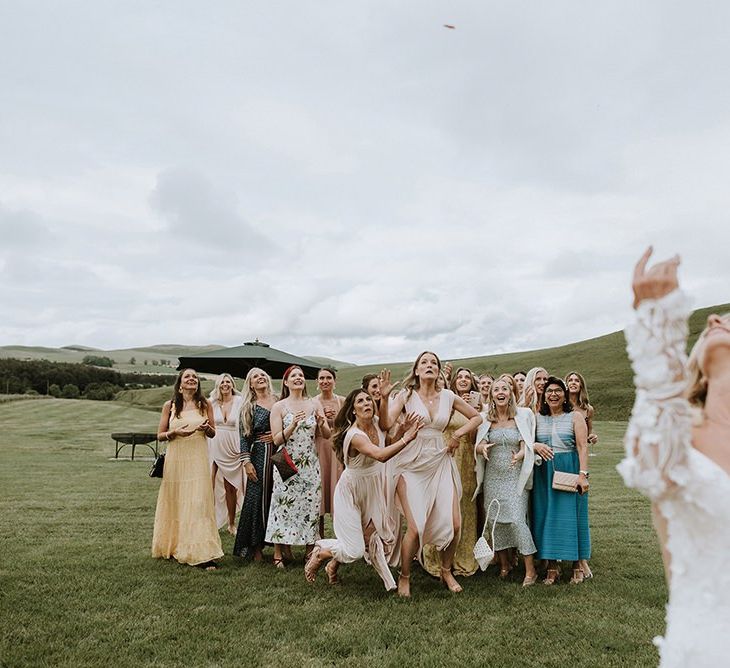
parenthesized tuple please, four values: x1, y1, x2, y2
(152, 368, 224, 569)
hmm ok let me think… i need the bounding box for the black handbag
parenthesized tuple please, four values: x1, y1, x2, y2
(270, 447, 298, 481)
(149, 453, 165, 478)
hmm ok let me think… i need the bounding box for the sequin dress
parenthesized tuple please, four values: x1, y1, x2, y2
(234, 404, 274, 558)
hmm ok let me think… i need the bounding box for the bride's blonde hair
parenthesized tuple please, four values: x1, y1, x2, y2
(684, 313, 730, 414)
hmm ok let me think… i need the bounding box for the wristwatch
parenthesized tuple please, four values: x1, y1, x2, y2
(579, 470, 590, 478)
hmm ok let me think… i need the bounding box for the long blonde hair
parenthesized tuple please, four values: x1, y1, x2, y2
(240, 367, 276, 436)
(485, 374, 518, 422)
(684, 317, 729, 408)
(209, 373, 241, 403)
(519, 366, 547, 413)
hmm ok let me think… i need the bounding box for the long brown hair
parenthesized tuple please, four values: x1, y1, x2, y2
(565, 371, 590, 411)
(331, 389, 373, 466)
(171, 368, 208, 418)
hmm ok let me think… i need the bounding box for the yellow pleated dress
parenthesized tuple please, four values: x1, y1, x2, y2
(152, 409, 224, 566)
(423, 411, 479, 577)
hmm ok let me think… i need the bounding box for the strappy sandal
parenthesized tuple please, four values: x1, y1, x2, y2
(324, 559, 339, 584)
(499, 567, 512, 580)
(569, 568, 585, 585)
(543, 568, 561, 585)
(304, 546, 322, 582)
(397, 572, 411, 598)
(522, 574, 539, 587)
(272, 557, 286, 570)
(440, 567, 463, 593)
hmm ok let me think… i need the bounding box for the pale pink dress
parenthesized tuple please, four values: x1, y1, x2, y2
(207, 395, 245, 529)
(314, 396, 344, 516)
(316, 424, 397, 590)
(389, 388, 461, 565)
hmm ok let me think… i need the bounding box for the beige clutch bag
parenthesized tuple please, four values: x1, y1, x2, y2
(552, 471, 579, 493)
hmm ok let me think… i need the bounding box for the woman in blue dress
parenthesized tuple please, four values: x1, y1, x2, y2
(531, 376, 591, 585)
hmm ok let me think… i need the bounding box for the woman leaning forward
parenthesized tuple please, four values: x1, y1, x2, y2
(305, 389, 424, 589)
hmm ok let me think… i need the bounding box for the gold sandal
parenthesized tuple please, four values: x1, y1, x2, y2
(543, 568, 560, 585)
(304, 546, 322, 583)
(569, 568, 585, 585)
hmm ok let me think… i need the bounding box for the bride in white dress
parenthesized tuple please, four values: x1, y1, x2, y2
(619, 247, 730, 667)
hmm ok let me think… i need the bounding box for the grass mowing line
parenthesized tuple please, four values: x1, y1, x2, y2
(0, 400, 665, 667)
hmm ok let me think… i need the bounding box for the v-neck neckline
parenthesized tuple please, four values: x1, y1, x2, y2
(415, 389, 443, 423)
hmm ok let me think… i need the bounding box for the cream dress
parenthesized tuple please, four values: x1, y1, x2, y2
(317, 424, 397, 590)
(389, 388, 461, 565)
(152, 408, 224, 565)
(208, 394, 245, 529)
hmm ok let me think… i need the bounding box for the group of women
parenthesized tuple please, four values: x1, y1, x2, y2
(151, 356, 596, 595)
(151, 248, 730, 662)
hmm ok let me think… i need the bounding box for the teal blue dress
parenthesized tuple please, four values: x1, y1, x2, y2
(531, 412, 591, 560)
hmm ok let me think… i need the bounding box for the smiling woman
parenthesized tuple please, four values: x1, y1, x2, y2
(152, 368, 223, 569)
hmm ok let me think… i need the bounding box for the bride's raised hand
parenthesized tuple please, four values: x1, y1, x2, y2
(632, 246, 680, 309)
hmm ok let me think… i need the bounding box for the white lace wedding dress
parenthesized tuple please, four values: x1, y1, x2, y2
(618, 290, 730, 667)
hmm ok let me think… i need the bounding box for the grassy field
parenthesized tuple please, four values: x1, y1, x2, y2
(1, 397, 666, 667)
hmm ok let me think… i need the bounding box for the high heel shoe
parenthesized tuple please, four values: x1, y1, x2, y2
(397, 572, 411, 598)
(569, 568, 585, 585)
(543, 568, 561, 585)
(440, 568, 463, 593)
(272, 557, 286, 570)
(522, 574, 539, 587)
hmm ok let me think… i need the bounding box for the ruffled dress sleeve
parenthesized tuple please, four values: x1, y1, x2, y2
(617, 290, 694, 500)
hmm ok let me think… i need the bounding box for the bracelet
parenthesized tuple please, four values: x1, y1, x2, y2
(579, 470, 590, 477)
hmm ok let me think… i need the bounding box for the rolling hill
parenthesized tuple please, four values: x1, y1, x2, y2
(112, 301, 730, 420)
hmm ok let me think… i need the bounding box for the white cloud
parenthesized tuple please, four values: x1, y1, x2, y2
(1, 1, 729, 365)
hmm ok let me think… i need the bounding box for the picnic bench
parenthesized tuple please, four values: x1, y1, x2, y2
(111, 432, 159, 460)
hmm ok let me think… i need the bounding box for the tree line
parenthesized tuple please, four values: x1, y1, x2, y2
(0, 358, 173, 400)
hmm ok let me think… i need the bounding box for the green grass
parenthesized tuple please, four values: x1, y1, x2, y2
(1, 398, 665, 667)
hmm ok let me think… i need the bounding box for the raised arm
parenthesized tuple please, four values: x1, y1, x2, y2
(351, 414, 424, 463)
(377, 369, 404, 431)
(617, 247, 693, 500)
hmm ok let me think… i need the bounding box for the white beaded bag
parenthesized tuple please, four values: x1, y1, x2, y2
(473, 498, 501, 571)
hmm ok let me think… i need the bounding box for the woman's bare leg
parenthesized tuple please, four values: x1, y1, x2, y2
(396, 477, 419, 597)
(223, 478, 237, 534)
(440, 488, 463, 592)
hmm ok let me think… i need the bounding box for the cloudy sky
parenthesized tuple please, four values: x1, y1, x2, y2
(1, 1, 729, 364)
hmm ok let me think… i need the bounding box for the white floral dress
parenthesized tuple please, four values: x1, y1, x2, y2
(618, 290, 730, 667)
(264, 413, 322, 546)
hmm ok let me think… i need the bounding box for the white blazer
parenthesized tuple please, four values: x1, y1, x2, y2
(472, 406, 536, 500)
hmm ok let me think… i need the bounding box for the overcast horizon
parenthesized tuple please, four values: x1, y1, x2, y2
(2, 2, 729, 366)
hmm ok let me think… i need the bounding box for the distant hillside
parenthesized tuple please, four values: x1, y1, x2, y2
(0, 344, 227, 374)
(305, 356, 357, 369)
(114, 301, 729, 420)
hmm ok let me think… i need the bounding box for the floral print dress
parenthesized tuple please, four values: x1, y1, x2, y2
(264, 412, 322, 545)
